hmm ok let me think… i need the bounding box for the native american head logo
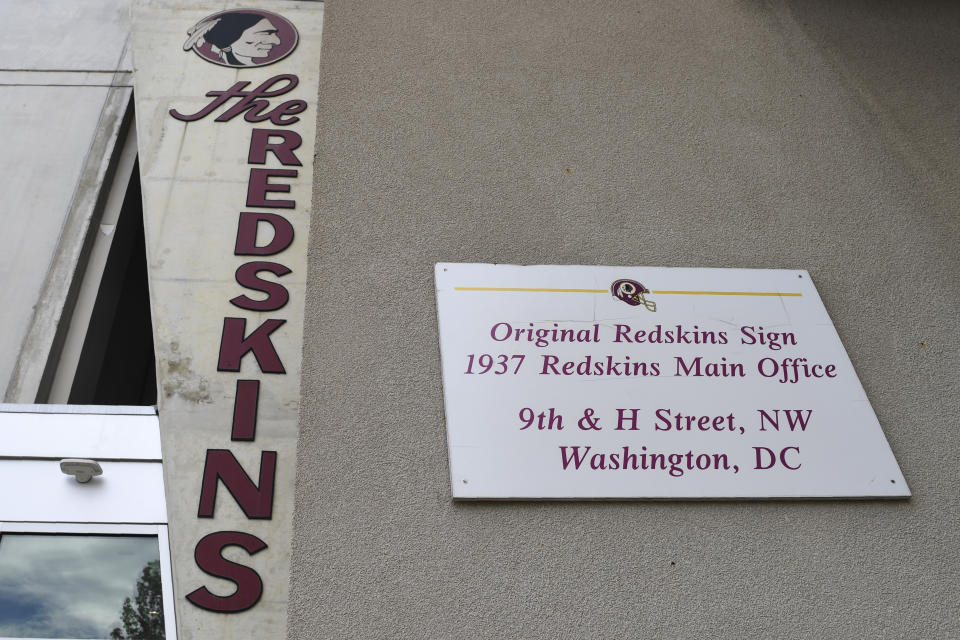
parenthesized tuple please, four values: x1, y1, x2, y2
(183, 9, 299, 68)
(611, 279, 656, 312)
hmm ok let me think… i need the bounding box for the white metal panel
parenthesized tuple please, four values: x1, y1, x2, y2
(0, 522, 161, 534)
(0, 404, 156, 415)
(0, 460, 166, 523)
(0, 411, 161, 460)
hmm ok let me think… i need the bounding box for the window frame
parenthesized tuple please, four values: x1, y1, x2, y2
(0, 519, 176, 639)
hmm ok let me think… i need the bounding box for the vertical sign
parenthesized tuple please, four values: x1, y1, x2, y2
(132, 2, 322, 637)
(436, 263, 909, 499)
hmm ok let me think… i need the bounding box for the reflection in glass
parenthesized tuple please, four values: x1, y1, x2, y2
(0, 534, 165, 639)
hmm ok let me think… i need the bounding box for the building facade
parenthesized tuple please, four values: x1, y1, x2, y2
(1, 1, 958, 639)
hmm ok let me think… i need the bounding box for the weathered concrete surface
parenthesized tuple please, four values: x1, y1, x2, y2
(0, 0, 133, 401)
(0, 86, 108, 398)
(291, 1, 959, 638)
(0, 0, 131, 72)
(3, 87, 132, 403)
(132, 2, 324, 638)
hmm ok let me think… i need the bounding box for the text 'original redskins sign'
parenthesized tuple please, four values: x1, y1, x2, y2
(133, 2, 322, 637)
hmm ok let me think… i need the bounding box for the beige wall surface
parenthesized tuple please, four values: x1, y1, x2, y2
(291, 1, 959, 638)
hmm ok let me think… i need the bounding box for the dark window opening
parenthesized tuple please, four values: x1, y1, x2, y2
(68, 162, 156, 406)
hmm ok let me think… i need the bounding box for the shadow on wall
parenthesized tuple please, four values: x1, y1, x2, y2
(779, 0, 960, 194)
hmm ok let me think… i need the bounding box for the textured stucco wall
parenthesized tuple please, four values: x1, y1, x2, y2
(291, 1, 960, 638)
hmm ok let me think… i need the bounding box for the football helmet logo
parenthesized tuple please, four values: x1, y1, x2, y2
(611, 279, 656, 312)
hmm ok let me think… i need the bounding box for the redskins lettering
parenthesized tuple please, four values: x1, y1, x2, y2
(172, 67, 305, 612)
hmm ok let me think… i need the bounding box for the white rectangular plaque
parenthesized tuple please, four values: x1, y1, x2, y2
(435, 263, 909, 499)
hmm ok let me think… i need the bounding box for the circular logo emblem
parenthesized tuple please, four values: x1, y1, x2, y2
(182, 9, 298, 68)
